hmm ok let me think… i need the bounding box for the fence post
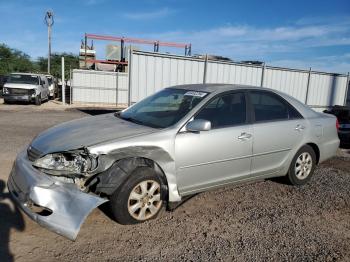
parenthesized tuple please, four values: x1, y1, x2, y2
(116, 72, 119, 107)
(127, 47, 132, 106)
(84, 34, 87, 69)
(203, 54, 208, 84)
(344, 72, 350, 106)
(305, 67, 312, 105)
(260, 63, 266, 87)
(61, 57, 65, 105)
(69, 67, 72, 105)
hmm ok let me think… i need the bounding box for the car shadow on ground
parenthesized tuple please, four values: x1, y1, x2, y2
(0, 180, 25, 262)
(76, 108, 121, 116)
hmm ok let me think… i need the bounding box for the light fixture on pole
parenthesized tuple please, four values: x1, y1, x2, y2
(45, 10, 54, 74)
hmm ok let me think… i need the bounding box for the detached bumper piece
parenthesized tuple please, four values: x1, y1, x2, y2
(7, 150, 107, 240)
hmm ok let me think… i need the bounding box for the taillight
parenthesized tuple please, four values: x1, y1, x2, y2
(336, 118, 339, 130)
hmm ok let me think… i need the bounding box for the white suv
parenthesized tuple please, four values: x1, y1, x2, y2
(3, 73, 49, 105)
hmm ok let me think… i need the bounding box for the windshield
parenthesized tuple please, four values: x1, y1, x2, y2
(120, 88, 209, 128)
(7, 74, 39, 85)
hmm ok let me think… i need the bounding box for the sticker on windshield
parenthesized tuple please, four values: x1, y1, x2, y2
(184, 91, 207, 97)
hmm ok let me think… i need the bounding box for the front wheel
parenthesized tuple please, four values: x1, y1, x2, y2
(35, 94, 42, 106)
(286, 145, 316, 185)
(110, 167, 164, 224)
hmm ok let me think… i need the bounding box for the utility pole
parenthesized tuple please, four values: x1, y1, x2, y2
(45, 10, 54, 74)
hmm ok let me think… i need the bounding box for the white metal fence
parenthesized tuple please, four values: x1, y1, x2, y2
(72, 51, 349, 111)
(72, 69, 128, 106)
(129, 51, 349, 110)
(129, 52, 205, 103)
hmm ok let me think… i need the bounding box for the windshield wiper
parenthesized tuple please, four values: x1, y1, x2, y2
(119, 115, 146, 126)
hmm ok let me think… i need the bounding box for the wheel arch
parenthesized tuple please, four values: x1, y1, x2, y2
(92, 156, 170, 202)
(306, 142, 320, 164)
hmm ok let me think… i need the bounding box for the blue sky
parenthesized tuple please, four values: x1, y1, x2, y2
(0, 0, 349, 73)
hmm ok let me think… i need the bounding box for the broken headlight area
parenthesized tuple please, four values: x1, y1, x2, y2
(33, 151, 98, 177)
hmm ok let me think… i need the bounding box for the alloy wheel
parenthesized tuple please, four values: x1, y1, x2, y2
(127, 180, 162, 221)
(295, 152, 313, 180)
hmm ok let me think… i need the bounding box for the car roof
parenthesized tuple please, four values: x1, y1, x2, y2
(166, 83, 319, 118)
(10, 72, 46, 77)
(166, 83, 275, 93)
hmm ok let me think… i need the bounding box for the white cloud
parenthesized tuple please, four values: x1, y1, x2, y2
(138, 16, 350, 73)
(85, 0, 107, 6)
(123, 7, 173, 20)
(270, 55, 350, 74)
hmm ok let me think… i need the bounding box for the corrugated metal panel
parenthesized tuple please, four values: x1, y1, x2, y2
(307, 73, 348, 107)
(263, 68, 309, 102)
(130, 52, 204, 103)
(72, 70, 128, 105)
(206, 61, 262, 86)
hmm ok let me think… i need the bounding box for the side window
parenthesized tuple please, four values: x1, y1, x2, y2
(250, 91, 301, 122)
(195, 92, 246, 129)
(288, 104, 303, 119)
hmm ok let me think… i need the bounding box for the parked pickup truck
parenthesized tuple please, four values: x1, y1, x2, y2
(3, 73, 50, 105)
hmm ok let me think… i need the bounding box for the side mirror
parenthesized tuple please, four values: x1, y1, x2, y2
(186, 119, 211, 132)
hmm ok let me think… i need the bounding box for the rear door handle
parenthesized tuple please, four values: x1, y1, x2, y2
(295, 124, 305, 131)
(238, 132, 252, 140)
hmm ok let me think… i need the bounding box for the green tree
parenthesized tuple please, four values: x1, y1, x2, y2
(0, 44, 37, 75)
(37, 52, 79, 79)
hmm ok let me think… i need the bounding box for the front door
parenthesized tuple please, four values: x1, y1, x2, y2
(175, 92, 253, 195)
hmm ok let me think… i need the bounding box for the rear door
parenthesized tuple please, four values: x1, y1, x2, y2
(248, 90, 306, 177)
(175, 91, 253, 195)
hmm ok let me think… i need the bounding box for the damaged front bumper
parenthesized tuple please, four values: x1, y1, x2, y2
(7, 150, 108, 240)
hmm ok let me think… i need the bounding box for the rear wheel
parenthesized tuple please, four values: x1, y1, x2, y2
(287, 145, 316, 185)
(110, 167, 164, 224)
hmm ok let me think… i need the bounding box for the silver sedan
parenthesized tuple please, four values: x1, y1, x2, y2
(8, 84, 339, 240)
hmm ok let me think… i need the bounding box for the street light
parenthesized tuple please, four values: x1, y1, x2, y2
(45, 10, 54, 74)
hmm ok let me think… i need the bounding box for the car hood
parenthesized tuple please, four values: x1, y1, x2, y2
(4, 83, 38, 89)
(30, 113, 157, 155)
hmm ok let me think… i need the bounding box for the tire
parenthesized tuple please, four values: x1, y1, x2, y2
(286, 145, 316, 185)
(35, 94, 42, 106)
(110, 167, 164, 225)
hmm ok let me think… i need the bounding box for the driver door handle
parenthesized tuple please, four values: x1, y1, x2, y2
(238, 132, 252, 140)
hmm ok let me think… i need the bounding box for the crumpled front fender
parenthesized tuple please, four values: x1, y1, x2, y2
(7, 150, 108, 240)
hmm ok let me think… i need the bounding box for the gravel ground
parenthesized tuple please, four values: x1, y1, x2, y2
(0, 102, 349, 262)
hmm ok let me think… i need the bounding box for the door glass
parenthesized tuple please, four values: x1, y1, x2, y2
(250, 92, 289, 122)
(195, 92, 246, 128)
